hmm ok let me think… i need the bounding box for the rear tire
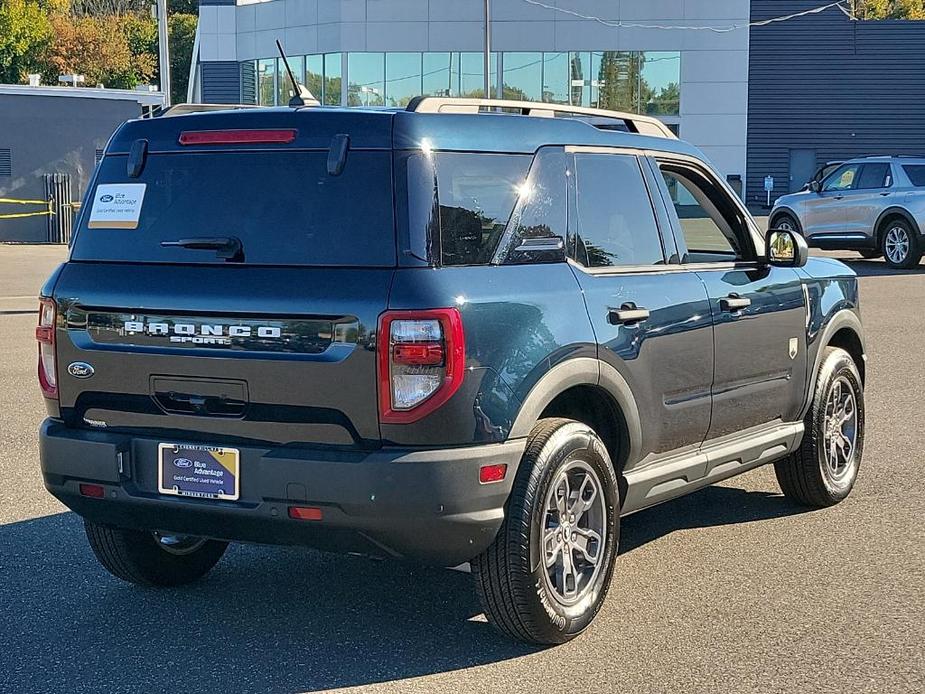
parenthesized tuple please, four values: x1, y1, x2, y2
(84, 521, 228, 586)
(880, 219, 922, 269)
(473, 418, 619, 645)
(774, 347, 864, 508)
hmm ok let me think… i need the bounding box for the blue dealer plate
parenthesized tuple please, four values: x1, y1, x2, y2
(158, 443, 240, 501)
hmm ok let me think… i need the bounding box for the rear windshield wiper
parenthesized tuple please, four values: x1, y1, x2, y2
(161, 236, 244, 262)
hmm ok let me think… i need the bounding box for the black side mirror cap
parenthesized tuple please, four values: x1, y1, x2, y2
(808, 179, 821, 193)
(766, 228, 809, 268)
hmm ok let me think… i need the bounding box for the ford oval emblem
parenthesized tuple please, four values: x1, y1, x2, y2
(174, 458, 194, 469)
(67, 362, 95, 379)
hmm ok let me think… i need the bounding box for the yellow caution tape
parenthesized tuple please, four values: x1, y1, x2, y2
(0, 197, 55, 220)
(0, 198, 50, 205)
(0, 210, 54, 219)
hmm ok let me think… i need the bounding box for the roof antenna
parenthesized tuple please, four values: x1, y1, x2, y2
(276, 39, 320, 107)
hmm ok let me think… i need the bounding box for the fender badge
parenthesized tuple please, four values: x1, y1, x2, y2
(67, 362, 95, 379)
(789, 338, 799, 360)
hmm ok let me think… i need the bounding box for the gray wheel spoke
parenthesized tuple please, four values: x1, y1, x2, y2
(569, 472, 598, 523)
(559, 546, 578, 598)
(544, 529, 563, 568)
(555, 475, 570, 517)
(572, 527, 602, 565)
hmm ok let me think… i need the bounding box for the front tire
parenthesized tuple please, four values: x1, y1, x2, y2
(774, 347, 864, 507)
(84, 521, 228, 586)
(473, 418, 619, 645)
(881, 219, 922, 269)
(772, 213, 800, 234)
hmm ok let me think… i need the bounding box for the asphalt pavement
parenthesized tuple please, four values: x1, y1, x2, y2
(0, 243, 922, 694)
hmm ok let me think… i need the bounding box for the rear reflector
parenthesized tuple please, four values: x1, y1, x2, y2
(79, 483, 105, 498)
(178, 129, 297, 146)
(392, 342, 444, 366)
(288, 506, 323, 521)
(479, 463, 507, 484)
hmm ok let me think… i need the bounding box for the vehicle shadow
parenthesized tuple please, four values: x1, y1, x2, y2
(1, 485, 808, 694)
(816, 254, 925, 277)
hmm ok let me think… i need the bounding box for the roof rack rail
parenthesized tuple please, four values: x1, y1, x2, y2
(154, 103, 260, 118)
(405, 96, 677, 139)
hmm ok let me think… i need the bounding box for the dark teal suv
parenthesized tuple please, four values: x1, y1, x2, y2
(37, 98, 866, 645)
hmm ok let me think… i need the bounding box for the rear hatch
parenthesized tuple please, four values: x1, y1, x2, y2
(52, 109, 396, 448)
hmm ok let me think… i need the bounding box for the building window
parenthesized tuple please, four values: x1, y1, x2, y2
(257, 58, 275, 106)
(459, 52, 497, 97)
(305, 54, 323, 102)
(385, 52, 423, 107)
(348, 53, 385, 106)
(423, 52, 457, 97)
(323, 53, 342, 105)
(243, 50, 679, 116)
(641, 52, 680, 116)
(277, 55, 303, 105)
(501, 52, 543, 101)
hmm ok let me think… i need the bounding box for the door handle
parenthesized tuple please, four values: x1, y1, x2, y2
(879, 192, 890, 196)
(608, 304, 650, 325)
(833, 195, 844, 200)
(720, 294, 751, 312)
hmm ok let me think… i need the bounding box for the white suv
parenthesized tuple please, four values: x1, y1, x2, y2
(770, 156, 925, 268)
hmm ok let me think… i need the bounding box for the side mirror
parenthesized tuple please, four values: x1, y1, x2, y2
(808, 179, 822, 193)
(766, 228, 809, 268)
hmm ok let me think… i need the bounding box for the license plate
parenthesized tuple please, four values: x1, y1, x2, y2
(158, 443, 240, 501)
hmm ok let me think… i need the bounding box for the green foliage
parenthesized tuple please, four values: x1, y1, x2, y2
(0, 0, 54, 84)
(166, 13, 197, 103)
(856, 0, 925, 19)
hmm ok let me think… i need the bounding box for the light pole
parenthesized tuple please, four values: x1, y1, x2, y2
(483, 0, 491, 98)
(156, 0, 171, 105)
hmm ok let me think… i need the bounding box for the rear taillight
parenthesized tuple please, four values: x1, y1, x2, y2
(378, 309, 465, 424)
(36, 298, 57, 399)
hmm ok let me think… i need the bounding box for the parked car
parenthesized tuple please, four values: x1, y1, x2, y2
(771, 155, 925, 268)
(37, 98, 866, 645)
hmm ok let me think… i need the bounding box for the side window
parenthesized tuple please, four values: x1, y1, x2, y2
(856, 163, 891, 189)
(903, 164, 925, 187)
(822, 164, 860, 192)
(493, 147, 568, 264)
(433, 152, 531, 266)
(571, 153, 664, 268)
(659, 163, 750, 262)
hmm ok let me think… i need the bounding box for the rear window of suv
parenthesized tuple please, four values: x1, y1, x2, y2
(72, 151, 395, 266)
(903, 165, 925, 187)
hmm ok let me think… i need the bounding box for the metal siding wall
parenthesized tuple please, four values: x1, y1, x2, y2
(201, 61, 242, 103)
(240, 61, 257, 105)
(747, 1, 925, 210)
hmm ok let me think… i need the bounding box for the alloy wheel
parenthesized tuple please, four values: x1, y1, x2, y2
(821, 375, 858, 484)
(541, 460, 607, 606)
(884, 226, 910, 264)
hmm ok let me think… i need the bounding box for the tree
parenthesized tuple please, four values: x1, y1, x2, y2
(44, 12, 155, 88)
(166, 13, 197, 103)
(0, 0, 53, 84)
(856, 0, 925, 19)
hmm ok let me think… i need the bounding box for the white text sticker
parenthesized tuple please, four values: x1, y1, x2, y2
(87, 184, 146, 229)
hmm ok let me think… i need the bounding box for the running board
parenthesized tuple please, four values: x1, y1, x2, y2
(621, 421, 804, 515)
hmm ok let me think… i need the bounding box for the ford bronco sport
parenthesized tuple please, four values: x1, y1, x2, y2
(38, 97, 866, 645)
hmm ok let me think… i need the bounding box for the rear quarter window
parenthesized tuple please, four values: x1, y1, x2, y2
(903, 165, 925, 187)
(73, 151, 396, 266)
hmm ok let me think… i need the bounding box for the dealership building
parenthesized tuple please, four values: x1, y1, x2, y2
(194, 0, 925, 212)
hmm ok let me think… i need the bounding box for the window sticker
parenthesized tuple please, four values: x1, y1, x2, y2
(87, 183, 146, 229)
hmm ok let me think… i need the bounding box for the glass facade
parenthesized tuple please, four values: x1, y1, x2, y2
(246, 51, 680, 118)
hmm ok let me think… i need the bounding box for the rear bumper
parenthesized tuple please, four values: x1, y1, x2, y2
(39, 419, 524, 566)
